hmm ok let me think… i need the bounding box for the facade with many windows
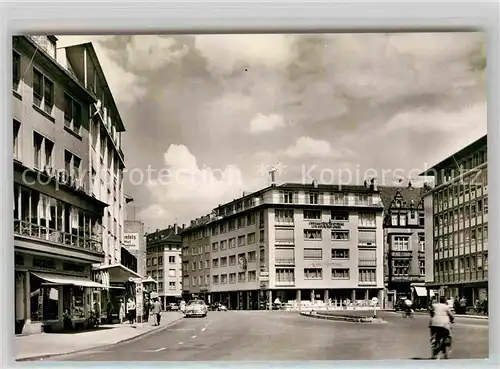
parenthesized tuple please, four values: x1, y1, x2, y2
(146, 226, 183, 305)
(181, 182, 385, 310)
(12, 36, 108, 334)
(380, 185, 427, 308)
(421, 135, 488, 306)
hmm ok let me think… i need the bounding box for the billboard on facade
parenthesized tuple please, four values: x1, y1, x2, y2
(124, 233, 140, 250)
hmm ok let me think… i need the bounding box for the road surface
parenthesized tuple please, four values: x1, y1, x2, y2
(55, 310, 488, 361)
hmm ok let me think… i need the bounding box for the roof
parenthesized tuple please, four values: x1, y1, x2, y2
(420, 135, 487, 175)
(278, 182, 380, 193)
(379, 185, 425, 210)
(146, 228, 182, 245)
(64, 42, 126, 132)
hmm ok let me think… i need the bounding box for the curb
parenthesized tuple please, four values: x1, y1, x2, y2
(15, 315, 184, 362)
(299, 312, 384, 323)
(386, 311, 489, 320)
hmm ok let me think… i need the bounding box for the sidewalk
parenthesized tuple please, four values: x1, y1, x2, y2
(15, 312, 184, 361)
(384, 310, 488, 320)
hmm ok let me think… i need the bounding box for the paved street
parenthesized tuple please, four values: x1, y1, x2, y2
(52, 310, 488, 361)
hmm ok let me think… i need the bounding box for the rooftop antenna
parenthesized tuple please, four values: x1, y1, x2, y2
(268, 163, 281, 186)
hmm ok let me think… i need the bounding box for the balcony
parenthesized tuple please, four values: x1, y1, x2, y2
(358, 280, 377, 286)
(275, 257, 295, 266)
(14, 219, 103, 253)
(358, 259, 377, 267)
(275, 238, 294, 246)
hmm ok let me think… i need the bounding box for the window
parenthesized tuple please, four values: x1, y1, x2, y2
(393, 259, 410, 275)
(212, 258, 219, 268)
(332, 268, 349, 279)
(64, 93, 82, 134)
(419, 260, 425, 275)
(247, 251, 257, 262)
(238, 235, 245, 246)
(331, 210, 349, 221)
(391, 214, 398, 226)
(304, 268, 322, 279)
(33, 132, 54, 170)
(221, 274, 228, 284)
(32, 69, 54, 115)
(275, 209, 294, 224)
(199, 261, 203, 269)
(169, 281, 176, 289)
(13, 51, 21, 91)
(229, 255, 236, 266)
(192, 261, 197, 271)
(332, 230, 349, 241)
(229, 238, 236, 248)
(484, 197, 488, 214)
(399, 214, 407, 226)
(393, 236, 409, 251)
(169, 256, 176, 263)
(304, 248, 323, 260)
(220, 240, 227, 250)
(281, 191, 295, 204)
(247, 233, 256, 244)
(359, 268, 376, 283)
(220, 257, 227, 267)
(247, 213, 256, 225)
(228, 220, 236, 231)
(248, 271, 257, 282)
(275, 268, 295, 283)
(199, 276, 204, 286)
(229, 273, 236, 284)
(419, 213, 425, 226)
(238, 272, 246, 283)
(205, 260, 210, 269)
(308, 192, 319, 204)
(212, 242, 219, 252)
(331, 249, 349, 259)
(212, 275, 219, 284)
(158, 256, 163, 265)
(152, 257, 157, 266)
(13, 120, 21, 160)
(168, 269, 176, 277)
(64, 150, 81, 181)
(304, 210, 321, 220)
(331, 193, 345, 205)
(146, 259, 151, 267)
(238, 217, 246, 228)
(191, 277, 197, 286)
(304, 229, 322, 240)
(419, 235, 425, 252)
(358, 212, 376, 227)
(358, 230, 376, 245)
(158, 282, 163, 291)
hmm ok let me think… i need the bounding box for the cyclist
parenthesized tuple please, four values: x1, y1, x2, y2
(403, 297, 413, 317)
(429, 296, 455, 359)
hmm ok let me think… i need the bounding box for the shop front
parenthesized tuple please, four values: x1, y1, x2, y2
(14, 253, 106, 335)
(93, 264, 144, 324)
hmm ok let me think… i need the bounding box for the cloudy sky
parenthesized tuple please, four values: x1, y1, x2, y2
(56, 33, 486, 231)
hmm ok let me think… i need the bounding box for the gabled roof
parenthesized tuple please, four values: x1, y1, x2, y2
(379, 185, 425, 211)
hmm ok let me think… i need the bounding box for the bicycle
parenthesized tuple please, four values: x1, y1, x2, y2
(402, 308, 414, 318)
(432, 328, 453, 359)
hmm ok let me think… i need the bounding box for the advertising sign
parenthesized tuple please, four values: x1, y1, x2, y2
(124, 233, 140, 250)
(308, 220, 344, 229)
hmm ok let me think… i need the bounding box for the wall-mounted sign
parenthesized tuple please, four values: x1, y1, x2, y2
(124, 233, 140, 250)
(309, 220, 344, 229)
(259, 276, 269, 282)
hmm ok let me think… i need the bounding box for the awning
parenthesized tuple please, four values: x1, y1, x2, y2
(414, 286, 435, 297)
(94, 263, 142, 283)
(32, 272, 107, 288)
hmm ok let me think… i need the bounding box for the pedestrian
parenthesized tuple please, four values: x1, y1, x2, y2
(127, 298, 136, 324)
(119, 299, 125, 324)
(144, 298, 151, 323)
(152, 298, 162, 326)
(459, 297, 467, 315)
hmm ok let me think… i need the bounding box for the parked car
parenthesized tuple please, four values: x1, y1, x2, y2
(184, 300, 208, 318)
(168, 303, 180, 311)
(210, 302, 227, 311)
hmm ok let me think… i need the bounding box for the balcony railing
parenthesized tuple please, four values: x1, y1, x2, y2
(14, 219, 103, 253)
(275, 257, 295, 266)
(358, 280, 377, 285)
(358, 259, 377, 267)
(275, 238, 294, 245)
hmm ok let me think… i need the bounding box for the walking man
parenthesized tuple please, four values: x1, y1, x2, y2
(152, 298, 162, 326)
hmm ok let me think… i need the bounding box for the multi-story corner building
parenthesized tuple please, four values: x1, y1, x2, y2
(12, 35, 108, 334)
(146, 225, 183, 305)
(379, 185, 426, 308)
(421, 135, 488, 306)
(124, 203, 147, 277)
(56, 42, 142, 303)
(181, 181, 386, 310)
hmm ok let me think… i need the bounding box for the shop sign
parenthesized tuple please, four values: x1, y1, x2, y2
(124, 233, 140, 250)
(309, 220, 344, 229)
(33, 257, 56, 270)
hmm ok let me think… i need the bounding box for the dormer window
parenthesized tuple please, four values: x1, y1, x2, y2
(395, 200, 401, 207)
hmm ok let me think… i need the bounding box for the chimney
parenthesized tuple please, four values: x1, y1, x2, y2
(364, 180, 368, 188)
(370, 178, 378, 191)
(174, 223, 178, 234)
(407, 180, 413, 189)
(312, 179, 318, 188)
(269, 170, 276, 186)
(182, 224, 186, 229)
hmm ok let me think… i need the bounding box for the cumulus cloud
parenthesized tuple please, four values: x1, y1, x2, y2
(249, 113, 287, 134)
(284, 137, 334, 159)
(125, 36, 189, 72)
(194, 34, 294, 76)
